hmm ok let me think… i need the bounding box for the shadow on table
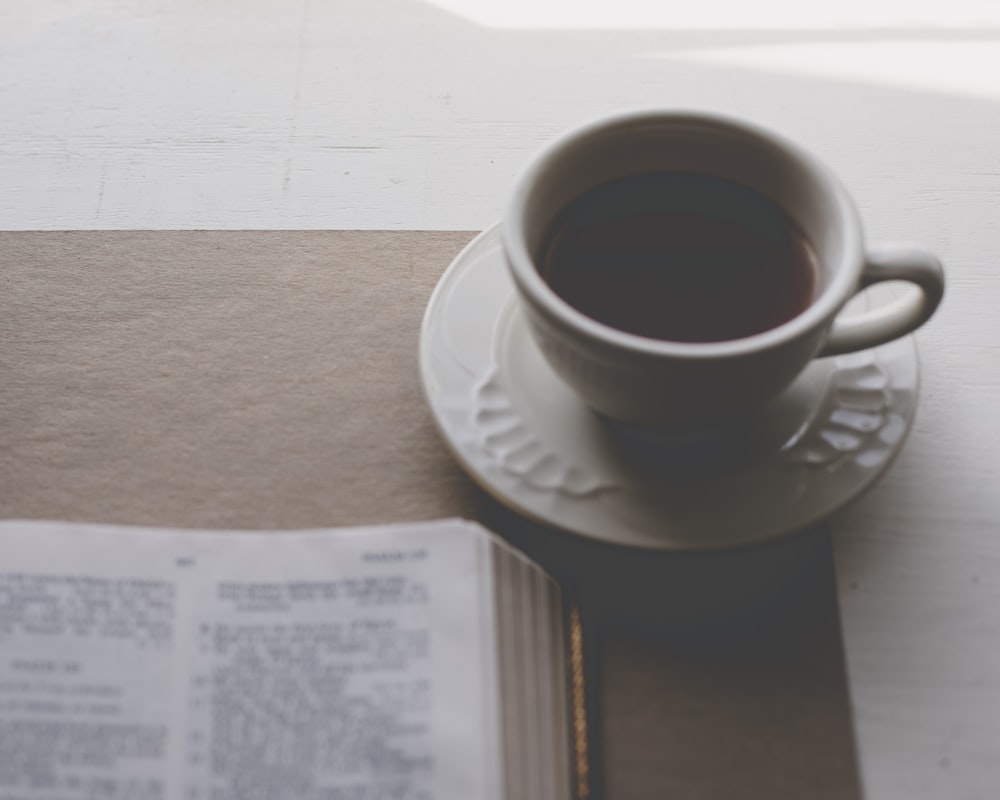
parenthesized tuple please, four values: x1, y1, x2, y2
(483, 500, 863, 800)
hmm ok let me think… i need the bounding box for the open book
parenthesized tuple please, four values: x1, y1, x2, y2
(0, 519, 586, 800)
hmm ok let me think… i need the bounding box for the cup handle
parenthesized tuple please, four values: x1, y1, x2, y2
(818, 246, 944, 357)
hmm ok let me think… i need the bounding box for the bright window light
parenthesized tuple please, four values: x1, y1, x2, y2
(424, 0, 1000, 30)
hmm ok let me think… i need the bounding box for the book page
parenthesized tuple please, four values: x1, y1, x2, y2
(0, 519, 498, 800)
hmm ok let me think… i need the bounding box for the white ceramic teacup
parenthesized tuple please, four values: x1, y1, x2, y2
(502, 111, 944, 429)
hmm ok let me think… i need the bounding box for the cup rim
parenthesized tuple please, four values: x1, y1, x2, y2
(502, 109, 864, 360)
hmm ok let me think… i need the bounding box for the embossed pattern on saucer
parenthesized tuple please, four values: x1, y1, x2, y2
(419, 225, 920, 551)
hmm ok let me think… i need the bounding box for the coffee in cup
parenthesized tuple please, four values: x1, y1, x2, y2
(540, 171, 819, 344)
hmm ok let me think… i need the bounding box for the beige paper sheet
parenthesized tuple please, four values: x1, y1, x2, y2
(0, 231, 860, 799)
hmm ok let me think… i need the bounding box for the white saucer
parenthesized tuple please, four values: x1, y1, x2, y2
(419, 224, 919, 551)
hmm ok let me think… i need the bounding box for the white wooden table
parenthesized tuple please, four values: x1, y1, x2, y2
(4, 2, 999, 797)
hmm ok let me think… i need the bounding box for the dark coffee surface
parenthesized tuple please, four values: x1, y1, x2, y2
(541, 173, 818, 343)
